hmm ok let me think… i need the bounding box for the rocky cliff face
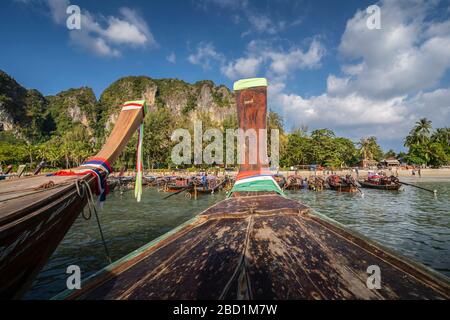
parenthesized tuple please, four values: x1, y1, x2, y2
(46, 87, 99, 135)
(100, 76, 235, 130)
(0, 70, 236, 141)
(0, 70, 51, 140)
(0, 71, 27, 134)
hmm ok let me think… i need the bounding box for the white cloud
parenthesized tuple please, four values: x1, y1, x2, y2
(34, 1, 158, 57)
(47, 0, 70, 24)
(267, 0, 450, 149)
(326, 75, 350, 95)
(220, 57, 262, 79)
(246, 14, 279, 35)
(200, 0, 300, 36)
(274, 88, 406, 127)
(103, 8, 155, 47)
(69, 31, 121, 58)
(187, 42, 224, 69)
(271, 84, 450, 145)
(337, 0, 450, 99)
(103, 18, 146, 46)
(166, 52, 176, 64)
(266, 39, 325, 76)
(407, 87, 450, 129)
(219, 38, 326, 80)
(197, 0, 248, 10)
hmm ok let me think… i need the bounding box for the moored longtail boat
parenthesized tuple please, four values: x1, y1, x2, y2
(327, 174, 359, 193)
(164, 176, 192, 192)
(0, 100, 147, 299)
(285, 175, 304, 190)
(56, 79, 449, 300)
(307, 175, 325, 191)
(273, 173, 287, 189)
(193, 175, 226, 193)
(359, 174, 402, 191)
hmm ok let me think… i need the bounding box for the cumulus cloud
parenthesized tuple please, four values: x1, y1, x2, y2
(69, 31, 121, 58)
(104, 8, 155, 47)
(266, 39, 325, 76)
(47, 0, 70, 24)
(187, 42, 225, 70)
(337, 0, 450, 99)
(268, 0, 450, 148)
(218, 38, 326, 80)
(220, 57, 263, 79)
(271, 84, 450, 145)
(32, 1, 158, 57)
(197, 0, 248, 10)
(199, 0, 301, 36)
(166, 52, 176, 64)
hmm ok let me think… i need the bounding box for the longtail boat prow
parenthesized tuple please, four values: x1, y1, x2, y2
(56, 78, 449, 300)
(0, 100, 147, 299)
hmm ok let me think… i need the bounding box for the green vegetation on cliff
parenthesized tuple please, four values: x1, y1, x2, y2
(0, 71, 54, 141)
(0, 70, 448, 170)
(47, 87, 99, 135)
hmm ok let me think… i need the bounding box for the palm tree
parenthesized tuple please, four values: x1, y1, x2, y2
(357, 136, 383, 161)
(431, 127, 450, 145)
(24, 143, 36, 168)
(405, 118, 432, 147)
(358, 138, 373, 160)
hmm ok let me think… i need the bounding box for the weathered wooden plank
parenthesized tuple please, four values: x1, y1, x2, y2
(61, 197, 449, 300)
(200, 194, 308, 217)
(77, 218, 250, 300)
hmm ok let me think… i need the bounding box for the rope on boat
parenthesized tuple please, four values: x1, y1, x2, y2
(76, 179, 112, 264)
(398, 180, 438, 195)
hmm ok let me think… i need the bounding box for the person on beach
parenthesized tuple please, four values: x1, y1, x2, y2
(418, 168, 422, 177)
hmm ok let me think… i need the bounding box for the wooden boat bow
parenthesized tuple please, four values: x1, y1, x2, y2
(0, 100, 147, 299)
(55, 80, 449, 300)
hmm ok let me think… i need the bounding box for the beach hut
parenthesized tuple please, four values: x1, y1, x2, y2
(359, 159, 378, 168)
(381, 157, 400, 167)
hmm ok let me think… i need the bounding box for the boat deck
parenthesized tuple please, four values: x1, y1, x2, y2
(59, 194, 450, 300)
(0, 175, 83, 225)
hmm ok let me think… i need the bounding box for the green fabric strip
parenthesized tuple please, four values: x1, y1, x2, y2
(233, 78, 268, 91)
(229, 179, 284, 196)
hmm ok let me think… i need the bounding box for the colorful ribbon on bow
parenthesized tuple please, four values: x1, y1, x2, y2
(122, 100, 147, 203)
(135, 122, 144, 202)
(52, 157, 112, 204)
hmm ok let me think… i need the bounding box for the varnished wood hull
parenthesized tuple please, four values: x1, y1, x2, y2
(0, 100, 146, 299)
(328, 184, 358, 192)
(0, 175, 92, 299)
(56, 194, 450, 300)
(359, 181, 402, 190)
(166, 186, 186, 192)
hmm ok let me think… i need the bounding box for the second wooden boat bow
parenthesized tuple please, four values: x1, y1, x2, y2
(0, 100, 147, 299)
(55, 79, 449, 300)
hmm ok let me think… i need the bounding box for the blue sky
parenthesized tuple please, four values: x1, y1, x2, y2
(1, 0, 450, 151)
